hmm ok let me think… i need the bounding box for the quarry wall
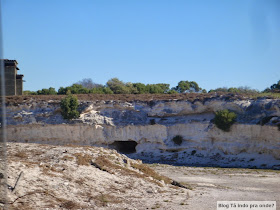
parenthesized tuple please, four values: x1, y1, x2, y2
(5, 96, 280, 169)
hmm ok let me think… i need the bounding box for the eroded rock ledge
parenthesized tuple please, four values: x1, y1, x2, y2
(5, 97, 280, 169)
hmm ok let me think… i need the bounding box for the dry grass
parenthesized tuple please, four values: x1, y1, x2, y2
(7, 189, 85, 209)
(40, 164, 60, 177)
(61, 155, 74, 161)
(13, 150, 28, 159)
(8, 202, 35, 210)
(180, 182, 194, 190)
(94, 156, 117, 171)
(27, 149, 45, 156)
(108, 184, 126, 193)
(39, 163, 67, 177)
(75, 177, 87, 186)
(251, 92, 280, 99)
(131, 163, 172, 184)
(73, 153, 92, 166)
(92, 156, 170, 186)
(59, 200, 81, 209)
(93, 156, 141, 177)
(92, 193, 122, 207)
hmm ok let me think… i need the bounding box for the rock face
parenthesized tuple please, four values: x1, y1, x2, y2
(5, 97, 280, 169)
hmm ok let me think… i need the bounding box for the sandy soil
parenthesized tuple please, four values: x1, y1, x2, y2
(152, 164, 280, 210)
(2, 143, 279, 209)
(2, 143, 191, 210)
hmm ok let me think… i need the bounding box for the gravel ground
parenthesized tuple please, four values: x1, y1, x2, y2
(151, 164, 280, 210)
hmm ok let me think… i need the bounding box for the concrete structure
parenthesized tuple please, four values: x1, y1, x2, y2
(0, 59, 24, 95)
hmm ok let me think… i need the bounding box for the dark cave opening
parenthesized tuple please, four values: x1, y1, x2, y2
(110, 140, 137, 154)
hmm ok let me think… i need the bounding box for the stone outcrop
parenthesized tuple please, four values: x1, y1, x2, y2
(5, 96, 280, 169)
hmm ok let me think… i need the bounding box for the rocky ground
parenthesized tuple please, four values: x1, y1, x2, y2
(2, 143, 191, 210)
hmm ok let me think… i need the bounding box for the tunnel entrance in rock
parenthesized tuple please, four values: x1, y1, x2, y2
(110, 140, 137, 154)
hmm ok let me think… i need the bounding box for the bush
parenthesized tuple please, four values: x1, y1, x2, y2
(60, 95, 80, 120)
(133, 83, 148, 94)
(209, 86, 259, 94)
(58, 84, 89, 95)
(214, 109, 237, 132)
(172, 135, 183, 145)
(106, 78, 131, 94)
(23, 90, 37, 95)
(167, 89, 178, 94)
(37, 87, 57, 95)
(270, 80, 280, 92)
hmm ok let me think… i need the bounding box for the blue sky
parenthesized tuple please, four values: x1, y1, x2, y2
(1, 0, 280, 91)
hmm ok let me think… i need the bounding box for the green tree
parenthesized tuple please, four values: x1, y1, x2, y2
(174, 81, 201, 93)
(209, 86, 259, 94)
(208, 87, 228, 93)
(146, 84, 164, 94)
(76, 78, 103, 89)
(37, 87, 57, 95)
(102, 87, 114, 94)
(89, 87, 104, 94)
(270, 80, 280, 92)
(228, 87, 239, 93)
(167, 89, 178, 94)
(133, 83, 148, 94)
(263, 88, 271, 93)
(214, 109, 237, 132)
(106, 78, 130, 94)
(58, 84, 89, 95)
(60, 95, 80, 120)
(156, 83, 170, 93)
(23, 90, 37, 95)
(126, 82, 138, 94)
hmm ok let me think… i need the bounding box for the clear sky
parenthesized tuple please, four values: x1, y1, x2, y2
(1, 0, 280, 91)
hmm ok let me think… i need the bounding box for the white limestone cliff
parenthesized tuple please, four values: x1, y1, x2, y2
(5, 97, 280, 169)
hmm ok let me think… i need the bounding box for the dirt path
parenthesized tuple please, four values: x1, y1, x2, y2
(151, 164, 280, 210)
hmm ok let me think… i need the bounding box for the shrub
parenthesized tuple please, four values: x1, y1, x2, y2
(76, 78, 103, 89)
(208, 86, 259, 94)
(133, 83, 148, 94)
(60, 95, 80, 120)
(58, 84, 89, 95)
(167, 89, 178, 94)
(102, 87, 114, 94)
(172, 135, 183, 145)
(37, 87, 57, 95)
(106, 78, 131, 94)
(214, 109, 237, 132)
(23, 90, 37, 95)
(270, 80, 280, 92)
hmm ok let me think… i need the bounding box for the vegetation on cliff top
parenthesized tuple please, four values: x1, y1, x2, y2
(24, 78, 206, 95)
(23, 78, 280, 98)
